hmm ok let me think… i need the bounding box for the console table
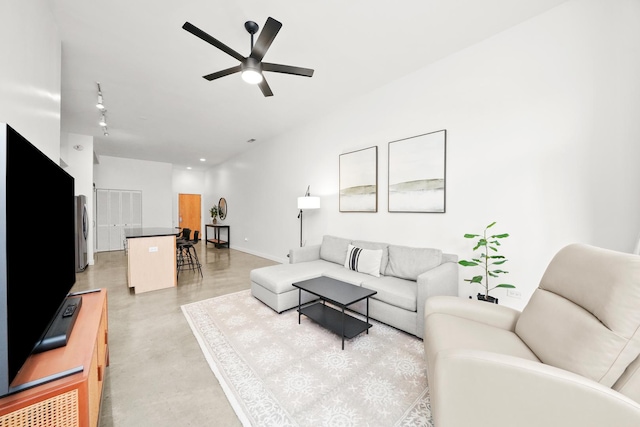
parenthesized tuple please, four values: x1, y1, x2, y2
(205, 224, 230, 248)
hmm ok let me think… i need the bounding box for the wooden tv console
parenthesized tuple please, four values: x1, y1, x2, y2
(0, 289, 108, 427)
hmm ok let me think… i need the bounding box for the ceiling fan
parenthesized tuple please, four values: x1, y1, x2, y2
(182, 17, 314, 97)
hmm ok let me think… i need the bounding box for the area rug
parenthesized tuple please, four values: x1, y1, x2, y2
(181, 290, 433, 426)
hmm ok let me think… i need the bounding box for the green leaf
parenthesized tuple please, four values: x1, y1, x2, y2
(495, 284, 515, 289)
(458, 260, 478, 267)
(488, 272, 499, 277)
(492, 269, 509, 274)
(492, 260, 507, 265)
(489, 246, 498, 252)
(492, 233, 509, 239)
(472, 258, 483, 263)
(463, 234, 480, 238)
(486, 222, 497, 229)
(489, 255, 505, 260)
(469, 276, 483, 283)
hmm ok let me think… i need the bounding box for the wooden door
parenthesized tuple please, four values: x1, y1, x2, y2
(178, 193, 201, 239)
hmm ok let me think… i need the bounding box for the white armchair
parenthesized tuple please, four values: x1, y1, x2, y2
(424, 243, 640, 426)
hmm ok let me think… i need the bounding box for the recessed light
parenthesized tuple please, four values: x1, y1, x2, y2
(200, 158, 206, 162)
(187, 166, 192, 170)
(73, 144, 84, 151)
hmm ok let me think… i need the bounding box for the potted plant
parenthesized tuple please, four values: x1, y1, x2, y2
(458, 221, 515, 303)
(209, 205, 218, 224)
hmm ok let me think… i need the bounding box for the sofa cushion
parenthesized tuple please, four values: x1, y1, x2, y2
(320, 235, 352, 265)
(424, 312, 540, 381)
(385, 245, 442, 280)
(250, 260, 340, 294)
(344, 244, 383, 278)
(352, 239, 389, 275)
(323, 267, 368, 286)
(361, 275, 417, 311)
(516, 243, 640, 387)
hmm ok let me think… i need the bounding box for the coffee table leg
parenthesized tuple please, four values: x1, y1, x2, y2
(366, 297, 370, 334)
(298, 289, 301, 325)
(341, 307, 345, 350)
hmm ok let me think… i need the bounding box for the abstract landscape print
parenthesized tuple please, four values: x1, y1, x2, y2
(388, 130, 446, 213)
(339, 146, 378, 212)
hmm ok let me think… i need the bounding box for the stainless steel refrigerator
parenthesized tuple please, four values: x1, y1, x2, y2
(75, 195, 88, 272)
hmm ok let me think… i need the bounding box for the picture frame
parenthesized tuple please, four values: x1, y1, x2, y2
(339, 146, 378, 212)
(388, 130, 446, 213)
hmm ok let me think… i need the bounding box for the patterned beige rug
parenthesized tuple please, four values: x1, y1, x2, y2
(181, 289, 433, 426)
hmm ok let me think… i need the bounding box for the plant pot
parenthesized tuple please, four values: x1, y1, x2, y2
(212, 218, 217, 224)
(477, 293, 498, 304)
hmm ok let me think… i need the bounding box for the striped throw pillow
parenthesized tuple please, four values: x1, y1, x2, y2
(344, 244, 383, 277)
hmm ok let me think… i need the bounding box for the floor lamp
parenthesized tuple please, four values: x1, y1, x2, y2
(297, 186, 320, 247)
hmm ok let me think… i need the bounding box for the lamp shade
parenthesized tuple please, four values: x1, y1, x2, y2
(298, 196, 320, 210)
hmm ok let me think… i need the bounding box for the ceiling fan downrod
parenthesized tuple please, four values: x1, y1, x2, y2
(244, 21, 259, 51)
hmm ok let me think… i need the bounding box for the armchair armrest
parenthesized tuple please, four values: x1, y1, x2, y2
(432, 349, 640, 427)
(288, 244, 321, 264)
(424, 295, 521, 332)
(415, 262, 458, 338)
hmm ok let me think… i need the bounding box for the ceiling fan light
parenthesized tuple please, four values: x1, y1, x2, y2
(241, 69, 263, 84)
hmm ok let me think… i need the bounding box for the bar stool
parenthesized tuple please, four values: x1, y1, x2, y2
(177, 230, 202, 278)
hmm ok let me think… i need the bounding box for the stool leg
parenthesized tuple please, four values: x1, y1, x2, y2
(190, 246, 203, 278)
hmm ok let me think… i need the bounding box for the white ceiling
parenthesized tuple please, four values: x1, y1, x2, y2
(51, 0, 567, 170)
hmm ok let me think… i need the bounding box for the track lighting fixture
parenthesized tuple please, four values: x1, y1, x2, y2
(96, 82, 105, 109)
(96, 82, 109, 136)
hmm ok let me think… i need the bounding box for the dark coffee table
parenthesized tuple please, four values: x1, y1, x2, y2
(293, 276, 377, 350)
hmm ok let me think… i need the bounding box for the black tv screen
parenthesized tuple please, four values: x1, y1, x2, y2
(0, 123, 76, 397)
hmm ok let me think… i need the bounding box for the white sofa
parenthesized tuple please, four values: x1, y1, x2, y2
(423, 243, 640, 426)
(250, 235, 458, 338)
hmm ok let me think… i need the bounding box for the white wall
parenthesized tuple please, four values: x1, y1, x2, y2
(93, 156, 173, 228)
(206, 0, 640, 310)
(0, 0, 61, 159)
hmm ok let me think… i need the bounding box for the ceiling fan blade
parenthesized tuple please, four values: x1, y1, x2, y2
(258, 77, 274, 97)
(183, 22, 245, 62)
(249, 17, 282, 62)
(262, 62, 314, 77)
(203, 65, 242, 81)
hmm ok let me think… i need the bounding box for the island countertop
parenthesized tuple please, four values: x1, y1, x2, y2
(124, 227, 178, 238)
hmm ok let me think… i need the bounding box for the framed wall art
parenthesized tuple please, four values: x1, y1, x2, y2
(339, 146, 378, 212)
(388, 129, 446, 213)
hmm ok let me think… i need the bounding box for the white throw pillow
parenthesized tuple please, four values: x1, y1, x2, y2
(344, 244, 383, 278)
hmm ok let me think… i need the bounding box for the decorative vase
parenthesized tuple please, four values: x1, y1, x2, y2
(212, 217, 217, 224)
(477, 293, 498, 304)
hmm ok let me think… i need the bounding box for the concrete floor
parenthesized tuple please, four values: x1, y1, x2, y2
(70, 241, 277, 427)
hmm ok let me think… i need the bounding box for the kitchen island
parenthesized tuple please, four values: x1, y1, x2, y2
(125, 227, 177, 294)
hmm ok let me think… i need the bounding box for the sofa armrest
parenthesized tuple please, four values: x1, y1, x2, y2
(288, 244, 321, 264)
(424, 295, 521, 332)
(415, 262, 458, 338)
(432, 349, 640, 427)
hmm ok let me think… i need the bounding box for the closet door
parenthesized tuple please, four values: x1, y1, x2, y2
(96, 189, 110, 252)
(96, 189, 142, 252)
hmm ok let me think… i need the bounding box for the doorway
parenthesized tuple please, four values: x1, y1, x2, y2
(178, 193, 201, 239)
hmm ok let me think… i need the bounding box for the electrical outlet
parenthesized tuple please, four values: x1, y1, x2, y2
(507, 289, 522, 299)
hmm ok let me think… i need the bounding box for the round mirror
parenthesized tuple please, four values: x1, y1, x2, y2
(218, 197, 227, 220)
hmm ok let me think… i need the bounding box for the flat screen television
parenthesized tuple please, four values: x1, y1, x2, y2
(0, 123, 77, 397)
